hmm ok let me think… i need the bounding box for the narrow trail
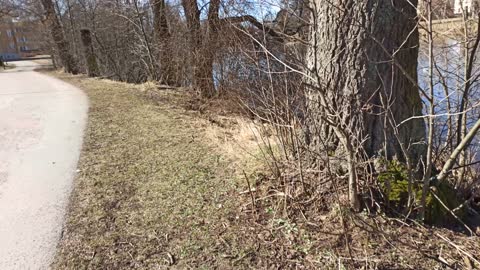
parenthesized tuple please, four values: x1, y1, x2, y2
(0, 61, 88, 269)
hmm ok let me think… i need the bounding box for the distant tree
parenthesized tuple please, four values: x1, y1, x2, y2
(40, 0, 79, 74)
(181, 0, 284, 98)
(151, 0, 175, 85)
(181, 0, 212, 97)
(419, 0, 455, 18)
(80, 28, 98, 77)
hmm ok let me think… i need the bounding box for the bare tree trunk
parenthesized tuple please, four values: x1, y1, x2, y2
(181, 0, 217, 98)
(132, 0, 157, 81)
(456, 14, 480, 182)
(198, 0, 220, 98)
(181, 0, 202, 92)
(80, 29, 99, 77)
(305, 0, 425, 161)
(41, 0, 79, 74)
(66, 0, 79, 58)
(152, 0, 175, 85)
(305, 0, 426, 209)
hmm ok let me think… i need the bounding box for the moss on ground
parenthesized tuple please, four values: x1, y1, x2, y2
(50, 73, 250, 269)
(378, 160, 464, 224)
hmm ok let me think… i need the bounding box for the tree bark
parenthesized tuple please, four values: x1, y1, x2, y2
(80, 29, 99, 77)
(199, 0, 220, 98)
(305, 0, 426, 209)
(152, 0, 175, 85)
(305, 0, 426, 162)
(181, 0, 217, 98)
(41, 0, 79, 74)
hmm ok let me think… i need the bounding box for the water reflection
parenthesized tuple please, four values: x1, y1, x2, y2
(417, 35, 480, 161)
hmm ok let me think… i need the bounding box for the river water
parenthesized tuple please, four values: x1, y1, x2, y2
(417, 36, 480, 160)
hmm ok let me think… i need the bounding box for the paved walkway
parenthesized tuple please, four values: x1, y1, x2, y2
(0, 61, 88, 269)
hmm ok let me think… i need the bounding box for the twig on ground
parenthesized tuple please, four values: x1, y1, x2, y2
(243, 170, 256, 213)
(435, 232, 480, 266)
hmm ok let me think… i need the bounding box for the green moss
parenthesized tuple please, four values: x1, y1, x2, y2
(378, 160, 464, 224)
(86, 55, 99, 76)
(378, 160, 413, 208)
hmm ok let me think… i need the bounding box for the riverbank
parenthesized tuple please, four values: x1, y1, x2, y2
(46, 71, 479, 269)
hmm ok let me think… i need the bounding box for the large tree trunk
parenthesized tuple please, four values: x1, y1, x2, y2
(305, 0, 426, 208)
(306, 0, 425, 162)
(41, 0, 79, 74)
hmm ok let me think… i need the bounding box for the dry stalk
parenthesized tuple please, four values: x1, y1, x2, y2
(435, 232, 480, 266)
(243, 170, 256, 214)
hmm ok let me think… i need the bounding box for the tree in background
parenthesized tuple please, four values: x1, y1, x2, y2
(151, 0, 175, 85)
(40, 0, 79, 74)
(80, 28, 98, 77)
(181, 0, 220, 98)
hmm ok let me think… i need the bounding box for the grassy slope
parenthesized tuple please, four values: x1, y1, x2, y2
(50, 74, 250, 269)
(49, 72, 479, 270)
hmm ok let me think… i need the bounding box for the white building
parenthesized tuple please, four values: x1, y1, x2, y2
(454, 0, 479, 14)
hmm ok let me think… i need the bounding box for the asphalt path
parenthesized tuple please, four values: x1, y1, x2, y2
(0, 61, 88, 269)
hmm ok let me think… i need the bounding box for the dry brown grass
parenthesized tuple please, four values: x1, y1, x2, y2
(46, 71, 480, 269)
(47, 72, 262, 269)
